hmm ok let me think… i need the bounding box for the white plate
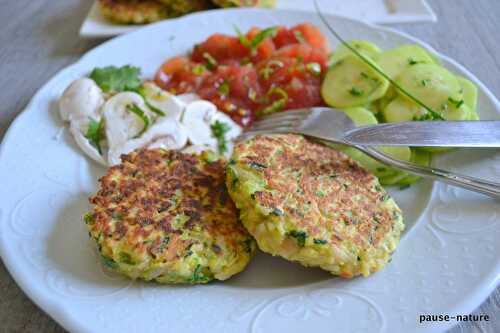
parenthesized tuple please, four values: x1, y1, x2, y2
(80, 0, 436, 38)
(2, 9, 499, 333)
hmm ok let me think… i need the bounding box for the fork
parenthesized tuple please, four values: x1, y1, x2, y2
(242, 107, 500, 199)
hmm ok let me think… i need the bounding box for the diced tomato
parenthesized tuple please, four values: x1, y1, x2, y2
(257, 57, 324, 113)
(191, 34, 248, 65)
(155, 23, 331, 127)
(274, 23, 330, 54)
(292, 23, 330, 54)
(197, 64, 262, 126)
(155, 56, 208, 94)
(246, 27, 276, 63)
(274, 44, 329, 70)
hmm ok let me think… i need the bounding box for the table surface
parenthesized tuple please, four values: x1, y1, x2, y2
(0, 0, 498, 332)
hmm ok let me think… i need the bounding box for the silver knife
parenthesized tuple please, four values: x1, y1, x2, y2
(344, 121, 500, 147)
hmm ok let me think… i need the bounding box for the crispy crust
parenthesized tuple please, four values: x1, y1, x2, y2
(226, 134, 404, 278)
(86, 149, 256, 283)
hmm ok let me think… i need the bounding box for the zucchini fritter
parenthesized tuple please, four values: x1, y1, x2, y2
(211, 0, 276, 8)
(86, 149, 256, 284)
(226, 134, 404, 278)
(98, 0, 171, 24)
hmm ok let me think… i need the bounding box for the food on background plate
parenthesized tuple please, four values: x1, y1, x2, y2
(98, 0, 275, 25)
(85, 148, 256, 283)
(212, 0, 276, 8)
(226, 134, 404, 278)
(59, 66, 242, 166)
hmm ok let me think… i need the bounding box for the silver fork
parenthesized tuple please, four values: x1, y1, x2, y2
(242, 107, 500, 199)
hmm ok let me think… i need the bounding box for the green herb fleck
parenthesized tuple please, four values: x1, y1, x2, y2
(126, 104, 150, 137)
(448, 97, 464, 109)
(313, 238, 328, 245)
(203, 52, 218, 70)
(235, 26, 278, 55)
(271, 208, 284, 216)
(119, 252, 134, 265)
(83, 213, 94, 225)
(293, 30, 306, 44)
(421, 79, 431, 87)
(210, 120, 231, 154)
(258, 87, 288, 116)
(89, 65, 141, 93)
(408, 58, 420, 65)
(192, 64, 206, 75)
(101, 255, 118, 269)
(84, 117, 105, 154)
(217, 80, 230, 97)
(190, 264, 213, 284)
(349, 87, 364, 96)
(306, 62, 322, 77)
(260, 60, 284, 80)
(287, 230, 308, 247)
(248, 162, 267, 170)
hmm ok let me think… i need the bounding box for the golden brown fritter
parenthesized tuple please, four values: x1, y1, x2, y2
(85, 149, 256, 283)
(226, 134, 404, 278)
(211, 0, 276, 8)
(98, 0, 171, 24)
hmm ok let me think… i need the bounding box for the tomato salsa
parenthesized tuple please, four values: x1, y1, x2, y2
(155, 23, 331, 127)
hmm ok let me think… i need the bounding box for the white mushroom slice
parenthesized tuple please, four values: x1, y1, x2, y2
(103, 92, 152, 150)
(59, 78, 104, 122)
(107, 118, 188, 165)
(141, 82, 185, 120)
(182, 145, 215, 155)
(69, 122, 107, 166)
(181, 100, 243, 157)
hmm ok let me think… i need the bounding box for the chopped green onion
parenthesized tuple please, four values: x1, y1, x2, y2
(203, 52, 218, 70)
(217, 80, 230, 97)
(258, 87, 288, 116)
(127, 104, 150, 137)
(192, 64, 206, 75)
(293, 30, 306, 44)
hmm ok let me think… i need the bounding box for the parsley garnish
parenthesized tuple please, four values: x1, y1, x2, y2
(126, 104, 149, 137)
(84, 117, 105, 154)
(210, 120, 231, 154)
(89, 65, 141, 93)
(235, 26, 278, 55)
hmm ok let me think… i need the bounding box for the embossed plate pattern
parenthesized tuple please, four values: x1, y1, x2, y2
(1, 9, 499, 333)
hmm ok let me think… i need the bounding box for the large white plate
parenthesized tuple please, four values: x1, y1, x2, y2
(1, 9, 499, 333)
(80, 0, 436, 38)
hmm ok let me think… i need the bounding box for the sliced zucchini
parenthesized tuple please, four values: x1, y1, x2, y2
(329, 40, 382, 66)
(322, 55, 389, 108)
(457, 76, 478, 112)
(396, 63, 462, 114)
(341, 107, 378, 126)
(377, 44, 435, 79)
(382, 96, 427, 123)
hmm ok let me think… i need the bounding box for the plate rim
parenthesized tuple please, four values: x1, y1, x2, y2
(1, 8, 499, 333)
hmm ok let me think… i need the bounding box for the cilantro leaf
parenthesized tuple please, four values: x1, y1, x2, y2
(210, 120, 231, 154)
(84, 117, 105, 154)
(126, 104, 150, 137)
(89, 65, 141, 93)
